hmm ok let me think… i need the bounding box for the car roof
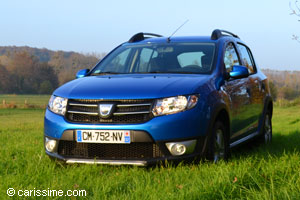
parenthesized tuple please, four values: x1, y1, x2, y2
(131, 36, 216, 43)
(125, 29, 244, 45)
(124, 34, 244, 46)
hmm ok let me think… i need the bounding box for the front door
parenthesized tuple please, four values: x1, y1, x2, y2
(221, 42, 252, 141)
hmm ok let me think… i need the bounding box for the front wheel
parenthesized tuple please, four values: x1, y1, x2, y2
(206, 121, 230, 162)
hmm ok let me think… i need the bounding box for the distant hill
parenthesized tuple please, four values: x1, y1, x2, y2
(0, 46, 61, 62)
(0, 46, 101, 84)
(0, 45, 103, 62)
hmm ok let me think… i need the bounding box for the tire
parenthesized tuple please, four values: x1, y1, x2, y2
(206, 120, 230, 162)
(258, 110, 272, 144)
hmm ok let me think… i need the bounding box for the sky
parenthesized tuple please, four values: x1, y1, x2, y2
(0, 0, 299, 71)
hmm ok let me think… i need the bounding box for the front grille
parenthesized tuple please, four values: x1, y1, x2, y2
(58, 141, 164, 160)
(66, 99, 154, 124)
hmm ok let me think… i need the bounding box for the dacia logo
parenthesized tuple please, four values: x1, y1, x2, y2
(99, 104, 114, 118)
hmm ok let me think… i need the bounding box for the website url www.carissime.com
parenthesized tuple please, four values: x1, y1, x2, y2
(7, 188, 87, 197)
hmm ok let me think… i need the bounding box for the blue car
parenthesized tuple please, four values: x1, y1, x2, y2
(44, 29, 273, 166)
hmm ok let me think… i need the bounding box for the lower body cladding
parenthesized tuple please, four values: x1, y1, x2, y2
(45, 130, 206, 166)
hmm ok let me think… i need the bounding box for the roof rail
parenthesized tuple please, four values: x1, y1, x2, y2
(211, 29, 239, 40)
(128, 32, 163, 43)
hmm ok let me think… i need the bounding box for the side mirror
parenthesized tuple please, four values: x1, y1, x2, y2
(76, 69, 90, 79)
(229, 65, 249, 79)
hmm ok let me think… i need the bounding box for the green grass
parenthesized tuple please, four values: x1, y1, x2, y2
(0, 94, 50, 108)
(0, 105, 300, 199)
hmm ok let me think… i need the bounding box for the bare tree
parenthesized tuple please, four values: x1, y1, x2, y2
(290, 1, 300, 42)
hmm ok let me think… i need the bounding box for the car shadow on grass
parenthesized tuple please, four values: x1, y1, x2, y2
(231, 130, 300, 160)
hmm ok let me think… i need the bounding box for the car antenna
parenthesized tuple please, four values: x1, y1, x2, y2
(167, 19, 189, 43)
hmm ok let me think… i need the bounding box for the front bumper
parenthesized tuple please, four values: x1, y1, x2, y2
(44, 106, 209, 165)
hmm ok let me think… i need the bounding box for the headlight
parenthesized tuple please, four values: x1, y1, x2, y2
(152, 95, 198, 116)
(48, 95, 68, 115)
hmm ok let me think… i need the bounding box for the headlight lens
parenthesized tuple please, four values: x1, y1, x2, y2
(152, 95, 198, 116)
(48, 95, 68, 115)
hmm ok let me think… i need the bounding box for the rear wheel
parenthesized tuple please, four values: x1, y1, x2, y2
(259, 111, 272, 144)
(206, 121, 230, 162)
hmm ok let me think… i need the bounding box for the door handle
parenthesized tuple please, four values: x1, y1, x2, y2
(246, 88, 251, 96)
(261, 82, 265, 91)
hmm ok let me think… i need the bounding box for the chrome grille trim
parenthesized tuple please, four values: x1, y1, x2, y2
(67, 110, 98, 115)
(113, 111, 150, 115)
(117, 103, 152, 107)
(68, 103, 98, 107)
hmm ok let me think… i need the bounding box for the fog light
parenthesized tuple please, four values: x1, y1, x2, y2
(45, 137, 57, 153)
(170, 144, 186, 155)
(166, 140, 197, 156)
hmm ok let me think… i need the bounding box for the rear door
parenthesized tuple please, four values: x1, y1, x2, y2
(237, 43, 264, 133)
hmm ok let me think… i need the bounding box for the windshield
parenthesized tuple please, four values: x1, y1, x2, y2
(91, 43, 215, 75)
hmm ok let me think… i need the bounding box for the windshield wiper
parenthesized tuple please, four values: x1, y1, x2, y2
(91, 71, 203, 76)
(91, 71, 121, 76)
(138, 71, 200, 74)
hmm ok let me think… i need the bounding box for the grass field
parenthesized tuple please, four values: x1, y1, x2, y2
(0, 95, 50, 108)
(0, 96, 300, 199)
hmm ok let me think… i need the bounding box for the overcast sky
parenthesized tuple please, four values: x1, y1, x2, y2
(1, 0, 299, 70)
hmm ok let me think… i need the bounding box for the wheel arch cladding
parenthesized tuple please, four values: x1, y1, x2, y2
(267, 99, 273, 117)
(264, 95, 273, 117)
(258, 95, 273, 134)
(201, 104, 230, 155)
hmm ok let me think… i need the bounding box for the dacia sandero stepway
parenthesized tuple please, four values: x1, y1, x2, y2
(44, 29, 273, 166)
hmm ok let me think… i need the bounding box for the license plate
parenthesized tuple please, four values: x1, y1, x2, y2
(76, 130, 131, 144)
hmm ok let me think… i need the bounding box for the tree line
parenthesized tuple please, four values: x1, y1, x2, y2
(262, 69, 300, 101)
(0, 46, 99, 94)
(0, 52, 59, 94)
(0, 46, 299, 100)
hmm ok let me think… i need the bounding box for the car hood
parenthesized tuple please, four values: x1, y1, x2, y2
(54, 74, 210, 99)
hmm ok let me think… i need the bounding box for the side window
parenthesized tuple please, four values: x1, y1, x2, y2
(224, 43, 240, 72)
(237, 44, 256, 74)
